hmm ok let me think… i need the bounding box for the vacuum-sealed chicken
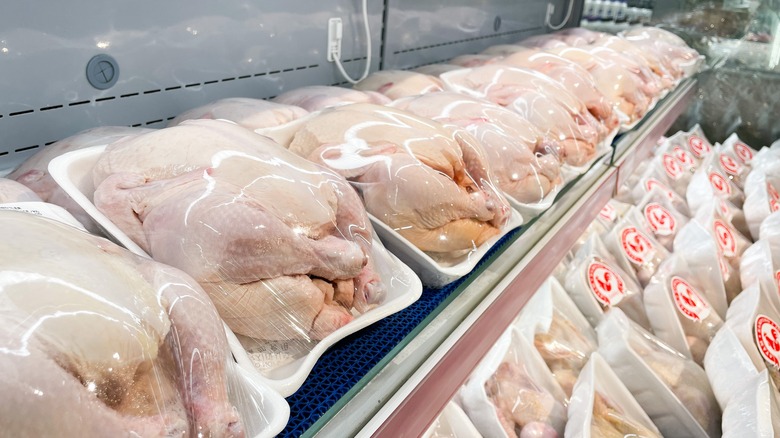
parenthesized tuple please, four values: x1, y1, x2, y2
(390, 92, 562, 215)
(0, 177, 42, 202)
(0, 177, 86, 230)
(740, 238, 780, 311)
(635, 187, 690, 251)
(644, 254, 725, 365)
(620, 26, 704, 78)
(353, 70, 445, 100)
(602, 207, 670, 287)
(514, 278, 598, 398)
(8, 126, 152, 233)
(0, 210, 250, 437)
(598, 309, 722, 437)
(743, 168, 780, 240)
(91, 119, 388, 344)
(272, 85, 391, 112)
(460, 327, 567, 438)
(259, 103, 511, 261)
(565, 233, 652, 331)
(761, 211, 780, 242)
(565, 353, 661, 438)
(590, 34, 677, 89)
(721, 370, 780, 437)
(439, 64, 607, 170)
(167, 97, 308, 130)
(413, 63, 463, 77)
(705, 283, 780, 409)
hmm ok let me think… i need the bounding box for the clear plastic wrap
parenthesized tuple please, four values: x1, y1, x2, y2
(167, 98, 308, 130)
(564, 233, 652, 331)
(565, 353, 661, 438)
(413, 64, 464, 77)
(635, 187, 690, 251)
(8, 126, 153, 233)
(0, 177, 41, 202)
(514, 278, 598, 398)
(721, 370, 780, 437)
(0, 210, 288, 437)
(353, 70, 445, 100)
(259, 103, 512, 263)
(643, 254, 724, 365)
(619, 26, 705, 78)
(459, 327, 567, 438)
(706, 284, 780, 410)
(602, 207, 671, 287)
(271, 85, 391, 112)
(590, 34, 678, 89)
(740, 238, 780, 314)
(389, 92, 563, 216)
(439, 65, 608, 172)
(597, 309, 722, 437)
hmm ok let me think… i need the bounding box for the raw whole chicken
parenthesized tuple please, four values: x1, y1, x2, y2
(260, 103, 510, 255)
(92, 119, 384, 341)
(412, 63, 463, 77)
(590, 35, 678, 87)
(390, 92, 562, 204)
(272, 85, 391, 112)
(481, 44, 528, 57)
(354, 70, 445, 100)
(8, 126, 152, 233)
(621, 27, 702, 77)
(0, 211, 242, 437)
(519, 28, 606, 48)
(0, 177, 42, 202)
(167, 97, 308, 130)
(441, 65, 602, 166)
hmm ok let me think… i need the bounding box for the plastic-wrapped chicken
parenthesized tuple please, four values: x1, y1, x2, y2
(589, 34, 677, 89)
(91, 119, 389, 344)
(635, 187, 690, 251)
(565, 353, 661, 438)
(0, 177, 86, 230)
(743, 166, 780, 240)
(564, 233, 652, 331)
(353, 70, 445, 100)
(518, 28, 606, 48)
(271, 85, 391, 112)
(389, 92, 562, 214)
(721, 370, 780, 437)
(740, 238, 780, 315)
(413, 64, 463, 77)
(8, 126, 152, 232)
(167, 97, 308, 129)
(514, 278, 598, 398)
(440, 65, 606, 169)
(705, 284, 780, 409)
(460, 327, 567, 438)
(0, 210, 277, 437)
(644, 254, 725, 365)
(598, 309, 722, 437)
(0, 177, 42, 202)
(260, 103, 511, 260)
(602, 207, 670, 287)
(620, 26, 704, 78)
(422, 401, 482, 438)
(761, 211, 780, 241)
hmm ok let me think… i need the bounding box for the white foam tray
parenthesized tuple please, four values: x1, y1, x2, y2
(49, 144, 423, 401)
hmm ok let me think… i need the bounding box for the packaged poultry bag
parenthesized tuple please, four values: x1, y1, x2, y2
(353, 70, 445, 100)
(704, 283, 780, 409)
(389, 92, 563, 218)
(272, 85, 391, 111)
(513, 277, 598, 398)
(597, 309, 722, 437)
(721, 370, 780, 438)
(565, 353, 661, 438)
(593, 198, 632, 233)
(740, 238, 780, 311)
(564, 233, 652, 331)
(422, 401, 482, 438)
(459, 327, 567, 438)
(629, 166, 691, 217)
(89, 119, 399, 365)
(635, 186, 690, 251)
(679, 124, 715, 163)
(643, 254, 725, 365)
(601, 207, 670, 287)
(743, 169, 780, 240)
(761, 211, 780, 241)
(712, 145, 750, 190)
(0, 210, 271, 437)
(649, 142, 694, 197)
(0, 178, 86, 230)
(721, 132, 756, 166)
(686, 150, 745, 213)
(259, 103, 513, 268)
(167, 97, 309, 130)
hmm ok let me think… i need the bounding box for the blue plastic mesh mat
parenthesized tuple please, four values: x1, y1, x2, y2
(280, 226, 523, 437)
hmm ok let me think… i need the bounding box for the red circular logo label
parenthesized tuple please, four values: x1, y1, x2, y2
(689, 135, 711, 158)
(599, 203, 617, 222)
(671, 276, 711, 322)
(776, 270, 780, 295)
(755, 315, 780, 368)
(620, 226, 654, 264)
(735, 142, 753, 163)
(713, 219, 737, 257)
(587, 261, 626, 306)
(709, 172, 732, 196)
(674, 146, 695, 168)
(719, 154, 742, 176)
(663, 154, 684, 180)
(769, 183, 780, 213)
(646, 178, 677, 202)
(644, 203, 676, 236)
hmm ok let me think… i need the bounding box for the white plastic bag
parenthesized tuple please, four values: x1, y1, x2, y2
(597, 309, 722, 437)
(743, 169, 780, 240)
(686, 152, 745, 213)
(602, 207, 670, 287)
(761, 211, 780, 241)
(565, 353, 661, 438)
(721, 370, 780, 438)
(629, 167, 691, 217)
(681, 124, 715, 162)
(740, 238, 780, 311)
(422, 401, 483, 438)
(564, 234, 652, 330)
(514, 278, 598, 398)
(593, 198, 633, 233)
(635, 186, 690, 251)
(643, 254, 724, 364)
(721, 132, 756, 165)
(459, 327, 567, 438)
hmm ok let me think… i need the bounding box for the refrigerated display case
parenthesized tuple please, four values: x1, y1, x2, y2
(2, 1, 772, 437)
